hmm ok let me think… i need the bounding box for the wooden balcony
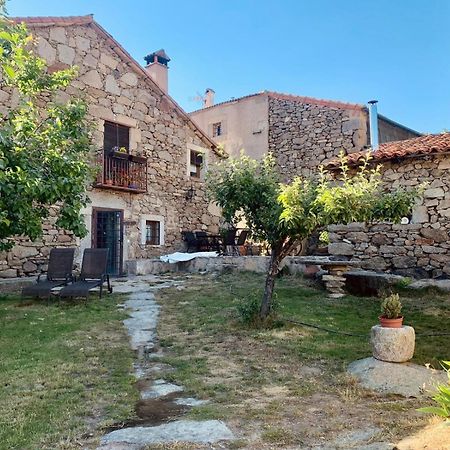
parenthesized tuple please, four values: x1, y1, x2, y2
(95, 151, 147, 193)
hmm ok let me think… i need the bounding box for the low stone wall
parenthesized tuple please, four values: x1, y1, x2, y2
(328, 222, 450, 278)
(126, 256, 309, 275)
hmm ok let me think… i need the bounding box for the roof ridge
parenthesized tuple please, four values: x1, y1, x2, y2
(266, 91, 364, 111)
(190, 90, 365, 114)
(12, 15, 94, 26)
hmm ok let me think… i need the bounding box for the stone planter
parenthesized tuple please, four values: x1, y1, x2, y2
(371, 325, 415, 363)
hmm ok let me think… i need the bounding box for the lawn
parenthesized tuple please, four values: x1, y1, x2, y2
(156, 272, 449, 449)
(0, 293, 137, 450)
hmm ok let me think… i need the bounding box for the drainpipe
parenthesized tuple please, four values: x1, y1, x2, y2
(368, 100, 379, 151)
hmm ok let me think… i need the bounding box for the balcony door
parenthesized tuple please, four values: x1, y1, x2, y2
(92, 208, 123, 276)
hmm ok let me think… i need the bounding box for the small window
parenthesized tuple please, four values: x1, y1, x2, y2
(104, 121, 130, 153)
(146, 220, 161, 245)
(190, 150, 203, 178)
(212, 122, 222, 137)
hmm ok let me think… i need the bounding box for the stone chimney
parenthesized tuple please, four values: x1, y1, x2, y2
(144, 49, 170, 93)
(203, 88, 215, 108)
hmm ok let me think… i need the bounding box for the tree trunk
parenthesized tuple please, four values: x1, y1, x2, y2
(259, 250, 280, 319)
(259, 239, 296, 320)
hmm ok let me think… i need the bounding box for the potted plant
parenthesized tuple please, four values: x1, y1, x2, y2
(110, 146, 130, 160)
(379, 293, 403, 328)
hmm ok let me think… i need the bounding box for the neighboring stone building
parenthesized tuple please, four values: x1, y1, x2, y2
(0, 15, 223, 277)
(190, 91, 420, 179)
(327, 133, 450, 278)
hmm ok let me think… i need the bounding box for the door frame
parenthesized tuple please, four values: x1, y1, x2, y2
(91, 207, 124, 276)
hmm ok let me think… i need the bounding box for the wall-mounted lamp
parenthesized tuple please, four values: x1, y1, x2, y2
(185, 184, 195, 201)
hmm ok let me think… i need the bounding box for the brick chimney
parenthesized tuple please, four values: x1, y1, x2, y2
(203, 88, 215, 108)
(144, 49, 170, 93)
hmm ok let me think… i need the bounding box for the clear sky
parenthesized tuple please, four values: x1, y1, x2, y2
(8, 0, 450, 133)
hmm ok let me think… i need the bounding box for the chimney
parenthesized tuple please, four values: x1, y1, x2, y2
(144, 49, 170, 93)
(368, 100, 379, 151)
(203, 88, 215, 108)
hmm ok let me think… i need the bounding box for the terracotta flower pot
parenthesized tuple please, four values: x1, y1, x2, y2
(379, 315, 403, 328)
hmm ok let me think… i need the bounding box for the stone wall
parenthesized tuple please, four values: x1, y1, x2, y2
(328, 155, 450, 278)
(268, 96, 368, 179)
(0, 20, 221, 277)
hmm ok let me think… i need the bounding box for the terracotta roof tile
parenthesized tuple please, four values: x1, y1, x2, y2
(266, 91, 364, 111)
(328, 133, 450, 168)
(190, 90, 364, 114)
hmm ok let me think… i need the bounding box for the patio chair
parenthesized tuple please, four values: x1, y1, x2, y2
(195, 231, 210, 251)
(236, 229, 249, 255)
(222, 229, 238, 255)
(58, 248, 112, 300)
(182, 231, 200, 253)
(21, 248, 75, 299)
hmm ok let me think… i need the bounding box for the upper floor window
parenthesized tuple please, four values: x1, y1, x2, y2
(212, 122, 222, 137)
(146, 220, 161, 245)
(190, 150, 203, 178)
(104, 121, 130, 153)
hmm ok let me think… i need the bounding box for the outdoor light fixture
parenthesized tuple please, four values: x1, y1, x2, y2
(185, 185, 195, 201)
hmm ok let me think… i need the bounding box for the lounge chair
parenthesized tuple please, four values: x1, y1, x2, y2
(58, 248, 112, 299)
(22, 248, 75, 299)
(236, 229, 249, 255)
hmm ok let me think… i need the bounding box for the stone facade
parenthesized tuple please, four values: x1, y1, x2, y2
(328, 154, 450, 278)
(0, 16, 221, 277)
(268, 96, 368, 179)
(191, 91, 419, 181)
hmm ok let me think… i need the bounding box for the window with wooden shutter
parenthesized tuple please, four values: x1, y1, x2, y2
(190, 150, 203, 178)
(145, 220, 161, 245)
(103, 121, 130, 153)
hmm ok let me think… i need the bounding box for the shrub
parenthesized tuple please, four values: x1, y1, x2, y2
(381, 293, 402, 319)
(236, 291, 279, 326)
(418, 360, 450, 420)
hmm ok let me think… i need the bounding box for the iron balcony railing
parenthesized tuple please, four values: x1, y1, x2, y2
(95, 150, 147, 193)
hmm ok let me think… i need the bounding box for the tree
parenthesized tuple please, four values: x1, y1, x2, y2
(207, 153, 419, 320)
(0, 13, 93, 251)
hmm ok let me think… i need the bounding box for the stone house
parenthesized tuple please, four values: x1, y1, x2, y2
(190, 91, 419, 180)
(0, 15, 222, 278)
(326, 133, 450, 278)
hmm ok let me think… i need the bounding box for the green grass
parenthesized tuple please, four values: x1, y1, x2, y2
(0, 294, 137, 450)
(156, 272, 449, 446)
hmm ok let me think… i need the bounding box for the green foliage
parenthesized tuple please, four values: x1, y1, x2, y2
(318, 230, 329, 245)
(418, 361, 450, 420)
(279, 152, 420, 234)
(206, 152, 284, 244)
(0, 16, 93, 250)
(207, 151, 420, 318)
(236, 290, 279, 325)
(380, 293, 402, 319)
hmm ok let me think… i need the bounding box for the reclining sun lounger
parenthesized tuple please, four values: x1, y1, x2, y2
(21, 248, 75, 299)
(58, 248, 112, 300)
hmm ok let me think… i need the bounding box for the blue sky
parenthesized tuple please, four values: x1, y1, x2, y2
(8, 0, 449, 133)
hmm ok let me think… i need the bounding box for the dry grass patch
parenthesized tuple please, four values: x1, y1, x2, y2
(156, 272, 448, 448)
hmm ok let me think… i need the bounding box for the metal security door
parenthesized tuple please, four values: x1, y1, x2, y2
(92, 209, 123, 276)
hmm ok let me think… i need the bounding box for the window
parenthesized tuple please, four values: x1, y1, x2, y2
(190, 150, 203, 178)
(212, 122, 222, 137)
(145, 220, 161, 245)
(104, 121, 130, 153)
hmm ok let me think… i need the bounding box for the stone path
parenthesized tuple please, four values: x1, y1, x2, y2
(97, 275, 234, 449)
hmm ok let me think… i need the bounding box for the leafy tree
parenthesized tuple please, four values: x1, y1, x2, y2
(207, 153, 419, 320)
(0, 12, 93, 251)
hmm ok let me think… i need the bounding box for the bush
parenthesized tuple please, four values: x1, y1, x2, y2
(236, 291, 279, 326)
(418, 360, 450, 420)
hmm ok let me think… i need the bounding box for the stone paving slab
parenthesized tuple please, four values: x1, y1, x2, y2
(141, 380, 184, 399)
(100, 420, 234, 446)
(348, 357, 447, 397)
